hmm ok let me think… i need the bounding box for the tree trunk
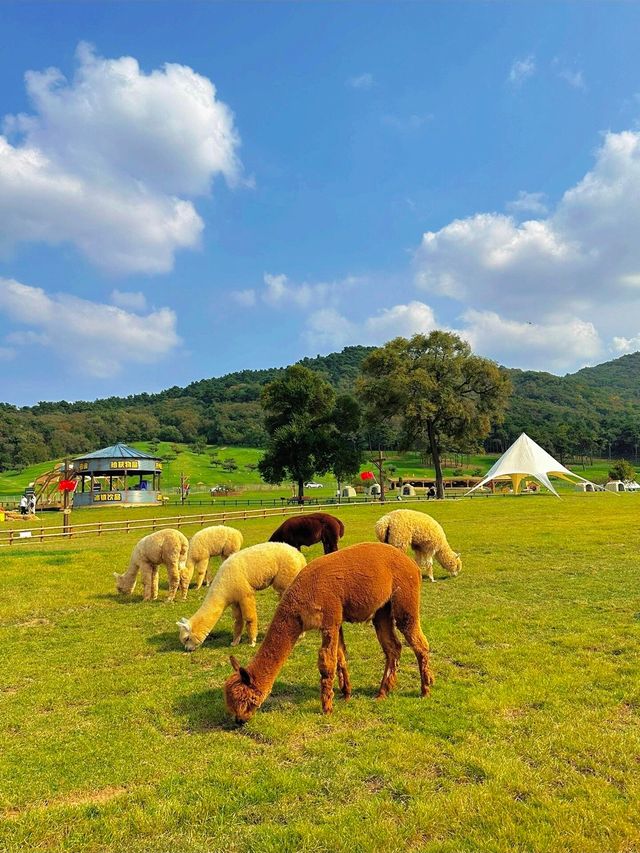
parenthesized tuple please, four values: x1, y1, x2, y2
(297, 478, 304, 505)
(427, 421, 444, 499)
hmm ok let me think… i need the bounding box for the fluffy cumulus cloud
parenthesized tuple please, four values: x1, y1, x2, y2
(509, 55, 536, 85)
(0, 277, 180, 377)
(415, 130, 640, 360)
(0, 43, 241, 274)
(234, 272, 364, 310)
(305, 301, 438, 350)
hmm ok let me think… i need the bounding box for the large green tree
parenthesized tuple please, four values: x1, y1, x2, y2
(357, 331, 512, 499)
(258, 366, 362, 502)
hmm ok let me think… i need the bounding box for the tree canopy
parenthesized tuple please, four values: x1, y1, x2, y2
(357, 331, 512, 498)
(258, 366, 363, 501)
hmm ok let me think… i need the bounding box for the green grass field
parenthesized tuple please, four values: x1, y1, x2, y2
(2, 494, 639, 852)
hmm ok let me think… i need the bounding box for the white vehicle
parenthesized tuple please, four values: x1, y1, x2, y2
(304, 482, 323, 489)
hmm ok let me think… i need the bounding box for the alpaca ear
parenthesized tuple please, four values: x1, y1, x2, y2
(230, 655, 252, 685)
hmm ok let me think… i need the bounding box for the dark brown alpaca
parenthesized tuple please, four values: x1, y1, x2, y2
(224, 542, 434, 722)
(268, 512, 345, 554)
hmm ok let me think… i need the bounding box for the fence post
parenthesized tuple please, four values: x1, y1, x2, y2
(126, 520, 130, 534)
(40, 526, 44, 543)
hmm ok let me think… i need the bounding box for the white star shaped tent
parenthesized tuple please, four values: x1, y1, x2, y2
(465, 432, 599, 497)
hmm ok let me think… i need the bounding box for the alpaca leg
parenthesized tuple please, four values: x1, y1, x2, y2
(178, 563, 193, 601)
(372, 603, 402, 699)
(193, 559, 208, 590)
(318, 627, 339, 714)
(321, 533, 338, 554)
(165, 562, 180, 602)
(393, 609, 434, 697)
(230, 603, 244, 647)
(151, 566, 160, 601)
(141, 562, 154, 601)
(414, 548, 434, 582)
(239, 596, 258, 646)
(336, 626, 351, 700)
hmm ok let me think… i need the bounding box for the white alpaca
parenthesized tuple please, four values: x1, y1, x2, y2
(114, 529, 189, 602)
(186, 525, 243, 590)
(177, 542, 306, 650)
(375, 509, 461, 582)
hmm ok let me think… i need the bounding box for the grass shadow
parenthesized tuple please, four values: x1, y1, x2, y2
(174, 688, 236, 732)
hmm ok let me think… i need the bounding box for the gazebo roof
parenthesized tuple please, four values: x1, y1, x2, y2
(74, 443, 159, 461)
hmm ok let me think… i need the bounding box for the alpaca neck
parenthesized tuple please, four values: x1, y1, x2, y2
(247, 608, 302, 696)
(189, 584, 228, 643)
(438, 542, 458, 573)
(119, 556, 140, 592)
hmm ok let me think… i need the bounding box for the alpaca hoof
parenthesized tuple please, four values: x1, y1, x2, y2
(375, 691, 388, 701)
(250, 641, 256, 648)
(230, 638, 241, 647)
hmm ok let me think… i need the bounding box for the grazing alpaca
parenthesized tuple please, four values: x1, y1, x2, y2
(186, 525, 243, 590)
(269, 512, 345, 554)
(177, 542, 306, 650)
(114, 529, 189, 602)
(224, 542, 434, 722)
(375, 509, 461, 582)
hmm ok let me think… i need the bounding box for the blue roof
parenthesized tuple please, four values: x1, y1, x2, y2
(74, 443, 159, 461)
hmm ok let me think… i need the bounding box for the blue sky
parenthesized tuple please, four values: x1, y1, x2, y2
(2, 2, 640, 405)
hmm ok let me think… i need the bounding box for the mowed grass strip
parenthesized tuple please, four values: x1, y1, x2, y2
(1, 496, 640, 853)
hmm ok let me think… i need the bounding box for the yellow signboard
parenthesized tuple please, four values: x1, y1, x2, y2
(78, 462, 89, 471)
(110, 461, 140, 469)
(94, 493, 122, 502)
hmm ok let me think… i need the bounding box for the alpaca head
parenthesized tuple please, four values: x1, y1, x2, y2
(450, 553, 462, 577)
(113, 571, 132, 595)
(224, 656, 264, 724)
(176, 617, 201, 652)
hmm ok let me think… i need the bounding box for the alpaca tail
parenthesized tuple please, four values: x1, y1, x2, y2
(337, 518, 345, 538)
(375, 515, 391, 545)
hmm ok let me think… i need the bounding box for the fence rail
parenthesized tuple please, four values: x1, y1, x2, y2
(0, 495, 456, 547)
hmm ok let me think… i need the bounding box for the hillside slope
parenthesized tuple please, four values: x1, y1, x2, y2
(2, 346, 640, 470)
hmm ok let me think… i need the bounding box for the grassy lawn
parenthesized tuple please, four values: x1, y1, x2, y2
(2, 494, 639, 852)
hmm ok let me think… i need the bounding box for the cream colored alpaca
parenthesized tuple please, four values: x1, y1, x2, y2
(114, 529, 189, 602)
(186, 525, 243, 590)
(375, 509, 461, 582)
(177, 542, 306, 650)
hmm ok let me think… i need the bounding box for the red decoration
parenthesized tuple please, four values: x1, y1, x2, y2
(58, 480, 76, 492)
(360, 471, 375, 481)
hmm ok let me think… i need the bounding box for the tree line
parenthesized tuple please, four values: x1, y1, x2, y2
(2, 343, 640, 473)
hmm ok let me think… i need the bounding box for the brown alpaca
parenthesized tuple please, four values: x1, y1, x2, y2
(268, 512, 345, 554)
(224, 542, 434, 722)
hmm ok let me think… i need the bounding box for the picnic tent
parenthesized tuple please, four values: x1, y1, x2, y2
(465, 432, 599, 498)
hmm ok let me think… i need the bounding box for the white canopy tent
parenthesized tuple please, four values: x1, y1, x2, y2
(465, 432, 600, 498)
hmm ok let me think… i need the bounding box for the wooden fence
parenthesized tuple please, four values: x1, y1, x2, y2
(0, 495, 457, 547)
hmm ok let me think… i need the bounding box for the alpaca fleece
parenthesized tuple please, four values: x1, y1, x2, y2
(375, 509, 461, 581)
(268, 512, 344, 554)
(186, 525, 243, 590)
(224, 541, 434, 722)
(177, 542, 306, 651)
(114, 529, 189, 602)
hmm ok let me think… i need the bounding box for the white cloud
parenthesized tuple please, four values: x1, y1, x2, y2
(305, 300, 437, 350)
(509, 55, 536, 85)
(0, 43, 242, 274)
(506, 190, 548, 216)
(5, 330, 50, 346)
(415, 130, 640, 337)
(557, 68, 586, 90)
(347, 73, 374, 90)
(235, 272, 363, 310)
(232, 289, 257, 307)
(612, 334, 640, 354)
(460, 310, 603, 372)
(0, 277, 180, 377)
(110, 289, 147, 311)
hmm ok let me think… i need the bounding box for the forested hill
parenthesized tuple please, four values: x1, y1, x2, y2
(2, 346, 640, 470)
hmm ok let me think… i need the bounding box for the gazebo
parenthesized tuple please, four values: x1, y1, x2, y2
(72, 443, 163, 507)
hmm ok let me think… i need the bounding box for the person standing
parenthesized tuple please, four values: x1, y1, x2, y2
(19, 495, 28, 515)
